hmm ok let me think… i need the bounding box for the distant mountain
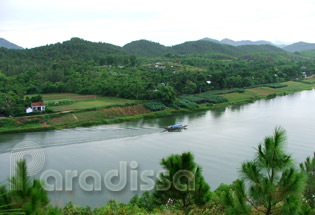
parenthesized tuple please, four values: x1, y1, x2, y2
(200, 38, 273, 46)
(172, 40, 242, 56)
(237, 45, 284, 54)
(123, 40, 173, 57)
(221, 38, 273, 46)
(220, 38, 237, 46)
(0, 38, 23, 49)
(282, 42, 315, 52)
(200, 37, 221, 43)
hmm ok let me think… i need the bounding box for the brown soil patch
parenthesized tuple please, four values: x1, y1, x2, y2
(98, 105, 150, 117)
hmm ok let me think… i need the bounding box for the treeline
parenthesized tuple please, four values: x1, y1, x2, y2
(1, 127, 314, 214)
(1, 38, 315, 116)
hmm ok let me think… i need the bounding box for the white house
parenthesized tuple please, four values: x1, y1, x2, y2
(31, 102, 45, 112)
(25, 107, 33, 113)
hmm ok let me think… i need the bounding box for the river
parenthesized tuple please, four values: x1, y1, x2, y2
(0, 90, 315, 207)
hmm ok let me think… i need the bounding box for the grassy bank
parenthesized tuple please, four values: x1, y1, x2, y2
(1, 79, 315, 134)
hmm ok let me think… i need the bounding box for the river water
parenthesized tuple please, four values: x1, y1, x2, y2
(0, 90, 314, 207)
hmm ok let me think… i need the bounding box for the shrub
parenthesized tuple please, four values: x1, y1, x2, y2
(180, 94, 228, 104)
(176, 99, 198, 109)
(144, 101, 166, 111)
(0, 118, 15, 127)
(264, 83, 288, 88)
(266, 93, 276, 99)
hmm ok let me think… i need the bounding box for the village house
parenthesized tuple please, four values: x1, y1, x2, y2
(25, 107, 33, 113)
(31, 102, 45, 112)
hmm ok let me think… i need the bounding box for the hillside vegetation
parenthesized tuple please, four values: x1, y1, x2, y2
(1, 37, 315, 117)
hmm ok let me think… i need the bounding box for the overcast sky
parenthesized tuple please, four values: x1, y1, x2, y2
(1, 0, 315, 48)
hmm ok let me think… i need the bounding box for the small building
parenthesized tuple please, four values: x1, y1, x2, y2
(31, 102, 45, 112)
(25, 107, 33, 113)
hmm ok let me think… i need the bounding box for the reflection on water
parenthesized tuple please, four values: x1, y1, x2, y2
(0, 90, 315, 207)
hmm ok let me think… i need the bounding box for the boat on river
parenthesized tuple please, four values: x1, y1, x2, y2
(164, 124, 188, 131)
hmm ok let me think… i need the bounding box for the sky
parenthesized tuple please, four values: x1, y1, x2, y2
(1, 0, 315, 48)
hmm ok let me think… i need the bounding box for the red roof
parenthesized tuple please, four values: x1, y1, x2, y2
(31, 102, 45, 107)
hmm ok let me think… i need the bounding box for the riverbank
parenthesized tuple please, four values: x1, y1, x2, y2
(1, 79, 315, 134)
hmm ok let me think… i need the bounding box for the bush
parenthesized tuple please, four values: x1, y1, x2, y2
(299, 80, 313, 84)
(176, 99, 198, 109)
(0, 118, 15, 127)
(264, 83, 288, 88)
(180, 94, 228, 104)
(266, 93, 277, 99)
(203, 88, 245, 95)
(144, 101, 166, 111)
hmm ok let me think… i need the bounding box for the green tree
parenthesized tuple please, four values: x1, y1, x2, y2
(222, 127, 306, 215)
(300, 153, 315, 209)
(153, 152, 212, 214)
(156, 85, 176, 104)
(10, 160, 49, 215)
(129, 192, 158, 212)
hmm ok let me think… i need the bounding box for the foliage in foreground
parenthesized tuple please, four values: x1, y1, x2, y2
(153, 152, 212, 214)
(221, 127, 307, 215)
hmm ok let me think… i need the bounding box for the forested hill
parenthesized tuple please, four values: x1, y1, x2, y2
(0, 38, 23, 49)
(237, 44, 284, 54)
(123, 40, 173, 57)
(123, 39, 284, 57)
(0, 38, 130, 75)
(0, 38, 286, 72)
(283, 42, 315, 52)
(172, 40, 242, 56)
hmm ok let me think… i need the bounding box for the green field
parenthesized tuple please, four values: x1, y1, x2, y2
(221, 81, 314, 103)
(27, 93, 138, 112)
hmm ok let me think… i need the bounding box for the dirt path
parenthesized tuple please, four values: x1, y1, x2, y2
(72, 114, 78, 121)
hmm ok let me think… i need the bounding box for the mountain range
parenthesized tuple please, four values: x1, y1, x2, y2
(200, 38, 315, 53)
(1, 37, 315, 58)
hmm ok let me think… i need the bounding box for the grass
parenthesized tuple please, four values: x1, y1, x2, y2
(26, 93, 138, 112)
(51, 97, 138, 112)
(221, 81, 314, 103)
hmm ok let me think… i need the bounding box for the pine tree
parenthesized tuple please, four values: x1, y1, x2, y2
(300, 152, 315, 209)
(222, 127, 306, 215)
(10, 160, 49, 215)
(153, 152, 212, 214)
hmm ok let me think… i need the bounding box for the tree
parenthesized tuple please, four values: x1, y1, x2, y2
(129, 192, 158, 212)
(222, 127, 306, 215)
(10, 160, 49, 215)
(300, 153, 315, 209)
(153, 152, 212, 214)
(156, 85, 176, 104)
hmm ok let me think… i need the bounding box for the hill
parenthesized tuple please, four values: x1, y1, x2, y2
(172, 40, 242, 56)
(200, 38, 273, 46)
(123, 40, 173, 57)
(222, 39, 273, 46)
(283, 42, 315, 52)
(0, 37, 128, 75)
(0, 38, 23, 49)
(237, 45, 285, 54)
